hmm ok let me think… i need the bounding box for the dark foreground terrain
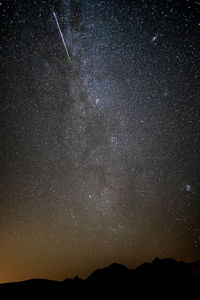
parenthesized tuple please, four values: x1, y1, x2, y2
(0, 258, 199, 298)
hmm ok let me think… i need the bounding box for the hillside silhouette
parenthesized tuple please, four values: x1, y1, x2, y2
(0, 258, 199, 298)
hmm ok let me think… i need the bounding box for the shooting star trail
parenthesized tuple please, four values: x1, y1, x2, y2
(53, 11, 71, 63)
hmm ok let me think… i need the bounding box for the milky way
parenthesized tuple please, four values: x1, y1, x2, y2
(0, 0, 200, 282)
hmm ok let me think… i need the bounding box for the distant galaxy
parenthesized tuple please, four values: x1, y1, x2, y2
(0, 0, 200, 283)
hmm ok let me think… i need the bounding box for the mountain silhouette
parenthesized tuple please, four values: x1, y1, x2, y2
(87, 263, 128, 282)
(0, 258, 199, 298)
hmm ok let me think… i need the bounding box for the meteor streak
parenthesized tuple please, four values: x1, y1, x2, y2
(53, 12, 71, 63)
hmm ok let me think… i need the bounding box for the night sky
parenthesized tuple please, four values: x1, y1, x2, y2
(1, 0, 200, 283)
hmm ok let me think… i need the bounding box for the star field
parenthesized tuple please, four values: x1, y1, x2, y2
(0, 0, 200, 283)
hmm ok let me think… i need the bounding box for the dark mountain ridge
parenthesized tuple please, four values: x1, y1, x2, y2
(1, 258, 199, 298)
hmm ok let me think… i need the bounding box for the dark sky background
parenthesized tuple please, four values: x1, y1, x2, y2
(0, 0, 200, 283)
